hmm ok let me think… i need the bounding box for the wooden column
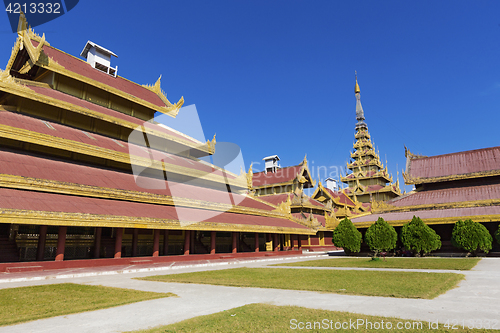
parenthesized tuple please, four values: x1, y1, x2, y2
(36, 225, 48, 261)
(93, 227, 102, 259)
(183, 230, 190, 255)
(273, 234, 279, 252)
(210, 231, 216, 254)
(232, 232, 238, 254)
(152, 229, 160, 257)
(254, 232, 259, 252)
(163, 230, 169, 256)
(297, 234, 302, 251)
(289, 234, 294, 251)
(55, 226, 67, 261)
(114, 227, 123, 258)
(131, 228, 139, 257)
(190, 230, 196, 254)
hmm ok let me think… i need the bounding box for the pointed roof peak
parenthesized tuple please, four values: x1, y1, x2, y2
(355, 71, 360, 94)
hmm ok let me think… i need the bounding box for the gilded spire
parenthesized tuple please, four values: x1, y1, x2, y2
(355, 71, 360, 94)
(354, 72, 366, 130)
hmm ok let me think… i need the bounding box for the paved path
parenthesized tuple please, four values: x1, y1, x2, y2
(0, 255, 498, 332)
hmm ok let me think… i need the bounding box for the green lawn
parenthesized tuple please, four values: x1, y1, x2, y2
(0, 283, 175, 326)
(138, 267, 464, 299)
(274, 257, 481, 270)
(131, 303, 492, 333)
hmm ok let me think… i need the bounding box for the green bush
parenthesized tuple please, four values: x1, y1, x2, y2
(364, 217, 397, 257)
(451, 219, 492, 256)
(332, 218, 362, 254)
(400, 216, 441, 256)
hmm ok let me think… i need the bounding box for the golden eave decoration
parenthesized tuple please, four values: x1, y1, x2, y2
(0, 209, 316, 235)
(142, 75, 184, 117)
(6, 13, 182, 118)
(402, 169, 500, 185)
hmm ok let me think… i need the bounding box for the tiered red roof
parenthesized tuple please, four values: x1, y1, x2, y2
(388, 184, 500, 207)
(0, 150, 267, 210)
(323, 188, 356, 206)
(352, 206, 500, 225)
(252, 166, 302, 187)
(0, 111, 230, 179)
(33, 41, 167, 108)
(408, 146, 500, 180)
(0, 188, 309, 230)
(26, 85, 198, 143)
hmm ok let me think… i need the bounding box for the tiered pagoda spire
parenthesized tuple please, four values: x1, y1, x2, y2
(341, 75, 401, 203)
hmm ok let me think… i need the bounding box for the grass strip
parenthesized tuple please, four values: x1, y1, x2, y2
(0, 283, 175, 326)
(274, 257, 481, 270)
(132, 303, 492, 333)
(139, 267, 463, 299)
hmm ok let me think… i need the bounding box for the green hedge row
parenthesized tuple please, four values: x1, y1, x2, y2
(332, 217, 499, 257)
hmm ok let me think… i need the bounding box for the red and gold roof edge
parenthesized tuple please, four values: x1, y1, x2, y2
(6, 13, 183, 117)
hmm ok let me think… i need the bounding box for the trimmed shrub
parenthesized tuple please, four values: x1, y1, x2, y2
(364, 217, 397, 257)
(332, 218, 362, 254)
(400, 216, 441, 256)
(451, 219, 492, 256)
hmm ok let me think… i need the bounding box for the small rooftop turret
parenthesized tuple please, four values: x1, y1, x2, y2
(263, 155, 280, 173)
(80, 41, 118, 77)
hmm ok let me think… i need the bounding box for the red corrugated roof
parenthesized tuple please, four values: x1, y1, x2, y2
(0, 111, 230, 178)
(308, 198, 326, 208)
(252, 166, 302, 187)
(366, 184, 385, 192)
(324, 188, 356, 206)
(0, 150, 264, 210)
(389, 184, 500, 207)
(351, 205, 500, 223)
(258, 193, 291, 206)
(258, 193, 326, 208)
(0, 188, 309, 229)
(34, 41, 167, 108)
(409, 146, 500, 179)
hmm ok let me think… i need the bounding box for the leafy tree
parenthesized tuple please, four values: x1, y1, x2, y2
(332, 218, 362, 255)
(364, 217, 397, 257)
(451, 219, 492, 256)
(400, 216, 441, 256)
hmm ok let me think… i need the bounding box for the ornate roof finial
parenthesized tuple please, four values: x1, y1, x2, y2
(355, 72, 366, 130)
(355, 70, 360, 94)
(17, 11, 27, 35)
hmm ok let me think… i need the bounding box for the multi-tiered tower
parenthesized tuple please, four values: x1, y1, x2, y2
(341, 76, 401, 203)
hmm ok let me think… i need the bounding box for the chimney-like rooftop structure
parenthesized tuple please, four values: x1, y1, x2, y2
(81, 41, 118, 77)
(325, 177, 338, 192)
(263, 155, 280, 173)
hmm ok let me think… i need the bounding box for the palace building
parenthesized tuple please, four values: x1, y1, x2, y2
(351, 146, 500, 253)
(0, 14, 324, 267)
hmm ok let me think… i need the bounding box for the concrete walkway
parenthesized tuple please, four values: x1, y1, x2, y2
(0, 255, 498, 332)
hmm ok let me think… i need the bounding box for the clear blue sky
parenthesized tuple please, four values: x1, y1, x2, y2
(1, 1, 499, 193)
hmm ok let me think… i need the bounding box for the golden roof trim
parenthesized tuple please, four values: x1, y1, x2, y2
(142, 75, 184, 117)
(0, 124, 246, 188)
(372, 197, 500, 214)
(9, 13, 182, 117)
(402, 169, 500, 185)
(0, 78, 209, 154)
(352, 213, 500, 229)
(0, 209, 316, 234)
(0, 173, 289, 219)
